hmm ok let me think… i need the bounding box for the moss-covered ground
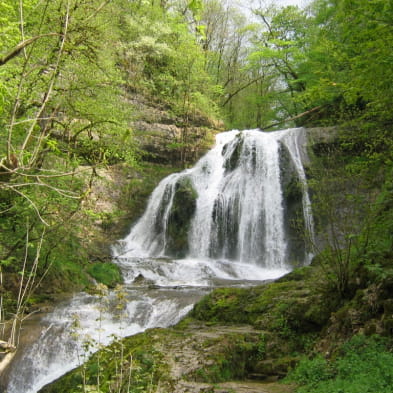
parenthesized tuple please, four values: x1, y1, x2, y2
(38, 256, 393, 392)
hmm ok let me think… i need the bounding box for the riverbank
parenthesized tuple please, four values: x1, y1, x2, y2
(38, 254, 393, 392)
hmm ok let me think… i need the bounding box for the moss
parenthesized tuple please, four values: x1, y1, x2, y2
(190, 333, 262, 383)
(191, 269, 335, 348)
(165, 176, 198, 258)
(86, 262, 122, 288)
(277, 266, 313, 282)
(279, 143, 307, 265)
(190, 287, 263, 324)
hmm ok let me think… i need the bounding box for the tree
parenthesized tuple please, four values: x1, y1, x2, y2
(0, 0, 134, 367)
(201, 0, 259, 128)
(244, 4, 310, 127)
(117, 1, 220, 165)
(295, 0, 393, 297)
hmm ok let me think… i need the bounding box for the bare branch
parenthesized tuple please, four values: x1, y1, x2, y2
(19, 3, 71, 166)
(9, 116, 60, 126)
(10, 188, 49, 226)
(84, 0, 111, 22)
(222, 75, 265, 107)
(0, 33, 60, 67)
(261, 105, 323, 130)
(8, 182, 80, 199)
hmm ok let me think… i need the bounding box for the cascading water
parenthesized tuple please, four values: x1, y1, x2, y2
(4, 128, 313, 393)
(5, 289, 202, 393)
(118, 128, 313, 270)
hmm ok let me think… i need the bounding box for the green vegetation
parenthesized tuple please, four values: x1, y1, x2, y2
(86, 263, 122, 289)
(38, 258, 393, 391)
(0, 0, 220, 353)
(2, 0, 393, 391)
(286, 335, 393, 393)
(39, 329, 171, 393)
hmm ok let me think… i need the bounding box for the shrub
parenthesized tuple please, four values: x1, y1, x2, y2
(286, 335, 393, 393)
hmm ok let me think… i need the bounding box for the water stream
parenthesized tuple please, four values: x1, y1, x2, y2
(4, 128, 313, 393)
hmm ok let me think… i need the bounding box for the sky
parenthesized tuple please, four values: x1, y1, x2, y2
(273, 0, 311, 6)
(233, 0, 312, 12)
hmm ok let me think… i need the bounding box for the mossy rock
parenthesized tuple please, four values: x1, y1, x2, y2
(277, 266, 313, 282)
(189, 332, 264, 383)
(253, 356, 300, 379)
(190, 286, 264, 324)
(191, 271, 335, 341)
(278, 143, 307, 265)
(165, 176, 198, 258)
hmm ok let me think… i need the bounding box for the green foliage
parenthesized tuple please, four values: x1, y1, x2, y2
(86, 263, 122, 288)
(117, 1, 220, 122)
(0, 0, 139, 334)
(39, 330, 170, 393)
(287, 335, 393, 393)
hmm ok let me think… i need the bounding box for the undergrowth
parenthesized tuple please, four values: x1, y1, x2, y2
(286, 334, 393, 393)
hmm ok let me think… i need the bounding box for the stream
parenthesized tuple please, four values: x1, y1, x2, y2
(4, 128, 313, 393)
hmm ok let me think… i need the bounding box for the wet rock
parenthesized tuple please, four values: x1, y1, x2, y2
(223, 133, 244, 172)
(132, 273, 154, 286)
(165, 177, 198, 258)
(279, 142, 306, 266)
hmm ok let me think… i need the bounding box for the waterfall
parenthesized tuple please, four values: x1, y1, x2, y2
(117, 128, 313, 269)
(4, 128, 313, 393)
(5, 289, 201, 393)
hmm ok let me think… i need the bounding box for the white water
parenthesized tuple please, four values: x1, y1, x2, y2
(5, 288, 202, 393)
(117, 128, 313, 268)
(5, 128, 313, 393)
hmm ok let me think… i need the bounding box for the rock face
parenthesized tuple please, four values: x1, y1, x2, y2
(165, 177, 198, 258)
(129, 93, 222, 165)
(279, 142, 306, 265)
(306, 127, 338, 157)
(38, 322, 297, 393)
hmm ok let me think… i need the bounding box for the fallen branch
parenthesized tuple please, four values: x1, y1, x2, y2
(0, 351, 16, 375)
(261, 105, 323, 130)
(0, 340, 16, 352)
(0, 339, 17, 374)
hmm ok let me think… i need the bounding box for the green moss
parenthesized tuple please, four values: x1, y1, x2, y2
(86, 262, 122, 288)
(190, 333, 262, 383)
(190, 268, 334, 351)
(190, 287, 262, 324)
(286, 335, 393, 393)
(165, 176, 198, 257)
(277, 266, 313, 282)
